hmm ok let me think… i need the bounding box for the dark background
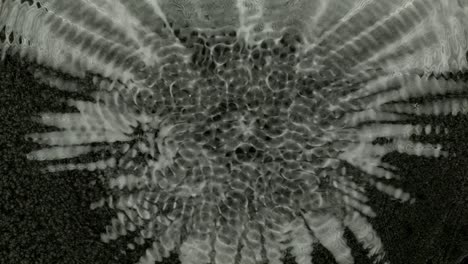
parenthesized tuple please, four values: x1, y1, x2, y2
(0, 55, 466, 264)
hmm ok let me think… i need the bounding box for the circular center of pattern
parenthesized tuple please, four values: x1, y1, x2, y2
(134, 29, 342, 230)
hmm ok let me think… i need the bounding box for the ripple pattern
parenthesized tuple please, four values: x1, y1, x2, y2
(2, 0, 468, 263)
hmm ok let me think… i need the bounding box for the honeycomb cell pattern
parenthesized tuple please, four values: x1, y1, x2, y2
(2, 0, 468, 264)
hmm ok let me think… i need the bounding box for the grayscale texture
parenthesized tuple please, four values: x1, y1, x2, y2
(0, 0, 467, 264)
